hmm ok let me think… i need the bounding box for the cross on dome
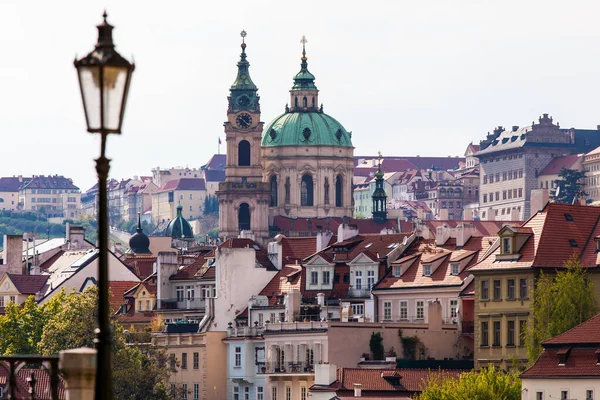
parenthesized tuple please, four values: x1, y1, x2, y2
(300, 35, 308, 61)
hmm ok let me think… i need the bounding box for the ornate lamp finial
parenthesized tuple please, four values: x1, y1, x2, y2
(240, 30, 247, 43)
(300, 35, 308, 61)
(377, 151, 383, 167)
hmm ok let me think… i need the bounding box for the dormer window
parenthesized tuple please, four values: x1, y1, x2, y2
(451, 263, 459, 276)
(596, 237, 600, 252)
(502, 237, 512, 254)
(394, 266, 401, 277)
(423, 265, 431, 277)
(557, 346, 571, 366)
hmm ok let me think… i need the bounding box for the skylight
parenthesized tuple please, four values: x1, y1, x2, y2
(252, 244, 260, 251)
(565, 214, 574, 222)
(387, 243, 399, 249)
(569, 239, 578, 248)
(364, 243, 373, 249)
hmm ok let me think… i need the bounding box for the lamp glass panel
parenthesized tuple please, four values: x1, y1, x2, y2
(102, 66, 129, 131)
(77, 65, 101, 131)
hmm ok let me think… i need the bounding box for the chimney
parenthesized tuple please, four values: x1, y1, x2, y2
(67, 225, 86, 250)
(315, 363, 337, 386)
(316, 231, 333, 252)
(0, 235, 25, 275)
(456, 223, 476, 247)
(438, 208, 449, 221)
(317, 293, 325, 306)
(530, 189, 549, 215)
(337, 224, 359, 242)
(267, 235, 284, 270)
(156, 252, 179, 306)
(354, 383, 362, 397)
(435, 225, 452, 246)
(286, 289, 301, 322)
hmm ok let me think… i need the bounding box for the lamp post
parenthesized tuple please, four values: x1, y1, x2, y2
(74, 12, 134, 400)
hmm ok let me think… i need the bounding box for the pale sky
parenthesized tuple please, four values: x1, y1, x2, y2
(1, 0, 600, 191)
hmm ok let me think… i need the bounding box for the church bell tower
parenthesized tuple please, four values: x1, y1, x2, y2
(217, 31, 270, 243)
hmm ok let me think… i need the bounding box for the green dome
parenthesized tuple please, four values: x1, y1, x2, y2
(164, 204, 194, 239)
(262, 112, 353, 147)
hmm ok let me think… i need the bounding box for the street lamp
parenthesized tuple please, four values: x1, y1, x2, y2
(74, 12, 134, 400)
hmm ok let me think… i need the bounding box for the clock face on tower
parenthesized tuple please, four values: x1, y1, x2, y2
(236, 113, 253, 129)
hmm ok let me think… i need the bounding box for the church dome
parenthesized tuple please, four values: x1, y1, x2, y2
(129, 214, 151, 254)
(262, 112, 353, 147)
(164, 204, 194, 239)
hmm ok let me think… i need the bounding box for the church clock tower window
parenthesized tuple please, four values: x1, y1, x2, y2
(335, 175, 343, 207)
(301, 174, 314, 206)
(270, 176, 278, 206)
(238, 140, 251, 166)
(239, 203, 251, 231)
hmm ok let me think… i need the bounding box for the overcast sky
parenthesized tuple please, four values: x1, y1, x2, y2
(1, 0, 599, 191)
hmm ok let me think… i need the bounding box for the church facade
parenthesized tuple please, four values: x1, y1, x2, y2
(217, 34, 354, 244)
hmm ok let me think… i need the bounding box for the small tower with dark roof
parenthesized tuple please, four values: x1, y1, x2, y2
(372, 152, 388, 224)
(129, 213, 151, 254)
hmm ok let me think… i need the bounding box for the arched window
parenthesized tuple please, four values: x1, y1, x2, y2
(312, 97, 315, 108)
(303, 97, 307, 108)
(238, 140, 250, 166)
(301, 174, 314, 206)
(295, 97, 298, 108)
(335, 175, 343, 207)
(238, 203, 251, 231)
(270, 175, 278, 206)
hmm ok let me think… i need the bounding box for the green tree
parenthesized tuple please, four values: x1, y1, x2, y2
(0, 288, 173, 400)
(369, 331, 384, 360)
(552, 167, 587, 204)
(203, 195, 219, 216)
(526, 255, 596, 362)
(416, 365, 521, 400)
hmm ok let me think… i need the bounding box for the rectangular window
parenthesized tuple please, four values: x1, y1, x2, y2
(507, 320, 515, 346)
(301, 386, 307, 400)
(493, 280, 501, 300)
(257, 387, 264, 400)
(400, 301, 408, 320)
(270, 313, 276, 324)
(493, 321, 501, 346)
(176, 286, 184, 301)
(587, 390, 594, 400)
(561, 391, 568, 400)
(193, 384, 199, 400)
(272, 387, 277, 400)
(394, 266, 401, 277)
(507, 279, 515, 300)
(416, 300, 424, 320)
(0, 297, 4, 307)
(483, 175, 488, 184)
(285, 386, 291, 400)
(503, 172, 507, 181)
(495, 173, 500, 182)
(169, 353, 176, 370)
(423, 265, 431, 276)
(536, 392, 543, 400)
(234, 386, 239, 400)
(355, 271, 362, 289)
(495, 191, 500, 201)
(182, 383, 188, 400)
(234, 346, 242, 367)
(351, 303, 364, 315)
(489, 175, 494, 183)
(451, 263, 459, 275)
(519, 278, 528, 299)
(322, 271, 330, 285)
(502, 190, 507, 200)
(518, 188, 523, 197)
(193, 352, 199, 369)
(481, 280, 489, 300)
(258, 313, 264, 327)
(171, 384, 176, 397)
(189, 194, 193, 200)
(483, 194, 487, 203)
(450, 300, 458, 319)
(519, 170, 523, 178)
(245, 387, 250, 400)
(181, 353, 187, 369)
(383, 302, 392, 320)
(481, 321, 489, 346)
(519, 320, 527, 347)
(311, 271, 318, 285)
(367, 270, 375, 288)
(146, 300, 151, 311)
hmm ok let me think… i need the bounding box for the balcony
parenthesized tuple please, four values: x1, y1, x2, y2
(259, 361, 315, 375)
(157, 297, 205, 312)
(347, 287, 372, 298)
(227, 326, 265, 338)
(264, 321, 328, 333)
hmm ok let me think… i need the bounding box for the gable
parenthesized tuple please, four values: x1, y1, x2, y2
(349, 253, 377, 266)
(0, 276, 18, 294)
(305, 255, 333, 267)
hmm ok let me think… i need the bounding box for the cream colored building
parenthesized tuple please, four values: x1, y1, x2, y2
(584, 146, 600, 202)
(537, 153, 582, 193)
(0, 176, 29, 211)
(152, 178, 207, 224)
(18, 175, 80, 217)
(154, 330, 226, 400)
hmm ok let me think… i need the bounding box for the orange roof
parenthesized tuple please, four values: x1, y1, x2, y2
(109, 281, 139, 313)
(471, 203, 600, 272)
(259, 265, 303, 305)
(538, 154, 581, 176)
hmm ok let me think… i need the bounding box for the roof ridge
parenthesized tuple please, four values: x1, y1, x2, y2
(544, 313, 600, 345)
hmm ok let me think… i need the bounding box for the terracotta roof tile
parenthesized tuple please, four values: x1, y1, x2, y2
(543, 313, 600, 345)
(6, 273, 49, 294)
(538, 154, 582, 176)
(521, 348, 600, 378)
(109, 281, 139, 313)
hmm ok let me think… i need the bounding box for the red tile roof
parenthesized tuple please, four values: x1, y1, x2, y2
(543, 313, 600, 346)
(538, 154, 582, 176)
(259, 265, 303, 305)
(0, 176, 31, 191)
(313, 368, 466, 395)
(156, 178, 206, 193)
(272, 216, 414, 235)
(219, 239, 277, 270)
(109, 281, 139, 313)
(171, 255, 208, 280)
(423, 220, 517, 239)
(7, 273, 49, 294)
(121, 255, 156, 280)
(280, 237, 318, 262)
(20, 175, 79, 191)
(521, 348, 600, 378)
